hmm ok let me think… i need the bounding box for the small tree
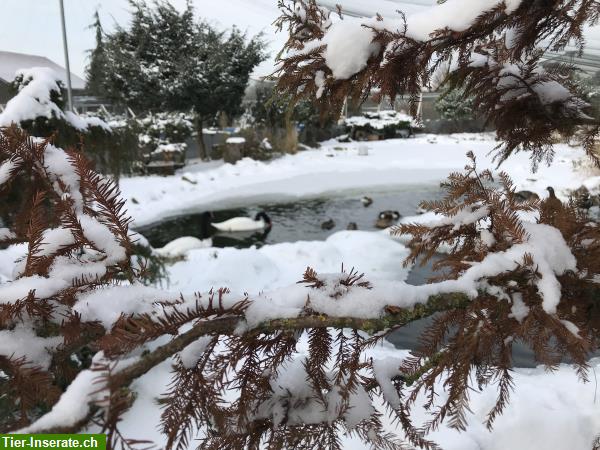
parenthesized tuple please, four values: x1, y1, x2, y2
(97, 0, 266, 159)
(434, 87, 476, 131)
(85, 11, 110, 98)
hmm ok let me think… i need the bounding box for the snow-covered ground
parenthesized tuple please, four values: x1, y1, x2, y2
(121, 134, 593, 227)
(119, 347, 600, 450)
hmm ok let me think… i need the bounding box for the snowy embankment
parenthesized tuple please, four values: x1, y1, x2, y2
(120, 133, 591, 227)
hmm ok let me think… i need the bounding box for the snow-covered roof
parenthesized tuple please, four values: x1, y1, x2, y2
(0, 50, 86, 90)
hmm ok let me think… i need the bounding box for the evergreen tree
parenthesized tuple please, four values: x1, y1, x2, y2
(85, 11, 110, 97)
(435, 87, 476, 131)
(98, 0, 266, 159)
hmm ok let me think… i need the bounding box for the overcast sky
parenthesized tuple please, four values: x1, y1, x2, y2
(0, 0, 283, 79)
(1, 0, 598, 80)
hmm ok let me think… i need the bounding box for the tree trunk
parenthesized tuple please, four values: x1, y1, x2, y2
(195, 116, 208, 160)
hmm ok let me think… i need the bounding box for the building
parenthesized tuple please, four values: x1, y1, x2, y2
(0, 50, 86, 106)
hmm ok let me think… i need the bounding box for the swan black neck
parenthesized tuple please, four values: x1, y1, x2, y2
(199, 211, 213, 238)
(255, 211, 271, 226)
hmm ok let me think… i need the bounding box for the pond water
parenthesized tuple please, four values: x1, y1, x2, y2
(137, 185, 443, 249)
(137, 187, 551, 368)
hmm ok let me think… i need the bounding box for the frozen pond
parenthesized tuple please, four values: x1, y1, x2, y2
(137, 186, 442, 248)
(137, 187, 559, 368)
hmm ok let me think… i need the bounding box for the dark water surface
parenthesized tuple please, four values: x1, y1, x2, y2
(137, 186, 443, 249)
(137, 187, 555, 368)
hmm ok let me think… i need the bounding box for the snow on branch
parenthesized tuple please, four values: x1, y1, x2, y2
(0, 67, 109, 132)
(273, 0, 600, 167)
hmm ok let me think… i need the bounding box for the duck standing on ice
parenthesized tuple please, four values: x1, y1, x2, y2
(212, 211, 272, 232)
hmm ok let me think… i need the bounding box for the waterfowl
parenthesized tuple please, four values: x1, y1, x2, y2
(540, 186, 563, 226)
(346, 222, 358, 230)
(375, 210, 401, 229)
(514, 190, 540, 203)
(321, 219, 336, 230)
(573, 186, 593, 210)
(361, 196, 373, 207)
(212, 211, 272, 232)
(155, 236, 212, 258)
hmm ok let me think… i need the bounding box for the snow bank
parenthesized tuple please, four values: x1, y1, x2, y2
(165, 230, 410, 296)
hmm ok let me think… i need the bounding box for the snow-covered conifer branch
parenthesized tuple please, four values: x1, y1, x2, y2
(273, 0, 600, 167)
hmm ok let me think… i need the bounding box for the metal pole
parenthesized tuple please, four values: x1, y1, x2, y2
(59, 0, 74, 111)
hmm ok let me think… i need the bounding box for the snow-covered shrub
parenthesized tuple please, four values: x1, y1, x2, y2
(343, 110, 422, 140)
(435, 88, 475, 121)
(0, 68, 109, 137)
(138, 112, 193, 168)
(96, 1, 265, 160)
(138, 112, 193, 150)
(0, 125, 134, 431)
(0, 68, 140, 176)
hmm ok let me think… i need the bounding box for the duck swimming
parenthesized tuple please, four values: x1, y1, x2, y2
(321, 218, 336, 230)
(361, 196, 373, 207)
(212, 211, 272, 232)
(375, 210, 400, 229)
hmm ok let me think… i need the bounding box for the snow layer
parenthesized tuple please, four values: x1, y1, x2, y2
(165, 230, 410, 296)
(0, 67, 109, 131)
(322, 18, 381, 79)
(0, 325, 62, 369)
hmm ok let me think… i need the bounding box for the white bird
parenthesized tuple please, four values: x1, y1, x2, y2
(155, 236, 212, 258)
(211, 212, 272, 232)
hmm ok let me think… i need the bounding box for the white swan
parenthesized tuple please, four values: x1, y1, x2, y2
(155, 236, 212, 257)
(212, 212, 272, 232)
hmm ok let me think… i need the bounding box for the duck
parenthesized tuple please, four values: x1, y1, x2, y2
(375, 210, 401, 229)
(346, 222, 358, 230)
(415, 205, 429, 215)
(212, 211, 272, 232)
(573, 186, 593, 210)
(361, 196, 373, 207)
(540, 186, 564, 227)
(321, 218, 336, 230)
(514, 190, 540, 203)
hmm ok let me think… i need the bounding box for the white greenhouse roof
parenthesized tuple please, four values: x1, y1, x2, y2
(0, 50, 86, 89)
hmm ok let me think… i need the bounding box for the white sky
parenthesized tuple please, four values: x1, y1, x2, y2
(0, 0, 598, 80)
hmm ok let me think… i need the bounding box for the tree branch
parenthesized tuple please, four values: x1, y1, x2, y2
(35, 291, 471, 434)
